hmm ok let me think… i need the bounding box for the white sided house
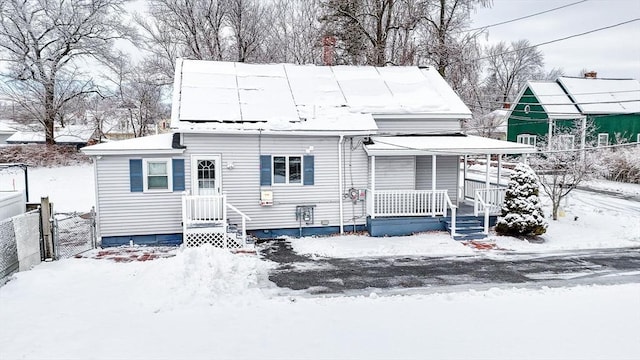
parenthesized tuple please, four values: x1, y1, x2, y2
(82, 60, 535, 248)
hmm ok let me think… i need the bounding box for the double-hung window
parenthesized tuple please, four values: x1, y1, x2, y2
(273, 156, 302, 185)
(144, 159, 172, 191)
(598, 133, 609, 147)
(516, 134, 536, 146)
(558, 135, 575, 150)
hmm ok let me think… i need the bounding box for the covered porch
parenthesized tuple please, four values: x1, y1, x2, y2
(363, 134, 536, 238)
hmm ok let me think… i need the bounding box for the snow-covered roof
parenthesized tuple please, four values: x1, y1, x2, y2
(365, 135, 537, 156)
(81, 133, 183, 156)
(171, 59, 471, 133)
(526, 81, 581, 119)
(0, 120, 19, 134)
(6, 125, 96, 144)
(557, 77, 640, 114)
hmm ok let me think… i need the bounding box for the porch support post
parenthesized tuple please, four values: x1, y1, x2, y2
(463, 155, 468, 201)
(338, 135, 344, 234)
(485, 154, 490, 190)
(548, 118, 553, 151)
(431, 154, 436, 217)
(371, 155, 376, 219)
(580, 116, 587, 162)
(497, 154, 502, 187)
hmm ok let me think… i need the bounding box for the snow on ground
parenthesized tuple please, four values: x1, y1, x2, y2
(0, 164, 94, 212)
(1, 246, 639, 360)
(582, 178, 640, 196)
(289, 232, 475, 259)
(2, 165, 640, 359)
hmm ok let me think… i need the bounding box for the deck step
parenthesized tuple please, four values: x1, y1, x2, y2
(444, 216, 487, 240)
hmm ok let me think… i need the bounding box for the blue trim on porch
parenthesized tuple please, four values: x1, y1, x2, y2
(367, 216, 446, 237)
(248, 225, 366, 239)
(101, 233, 183, 247)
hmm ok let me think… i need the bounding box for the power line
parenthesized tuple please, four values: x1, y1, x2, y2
(466, 0, 589, 33)
(473, 18, 640, 62)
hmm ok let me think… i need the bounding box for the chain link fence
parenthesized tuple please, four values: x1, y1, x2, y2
(52, 209, 96, 259)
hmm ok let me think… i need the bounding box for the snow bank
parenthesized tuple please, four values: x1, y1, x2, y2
(1, 251, 638, 360)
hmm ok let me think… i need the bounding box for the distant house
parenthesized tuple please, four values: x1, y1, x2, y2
(7, 125, 98, 148)
(82, 60, 535, 248)
(507, 74, 640, 148)
(0, 120, 19, 144)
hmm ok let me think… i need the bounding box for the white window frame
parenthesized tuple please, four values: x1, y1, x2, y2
(143, 158, 172, 192)
(516, 134, 536, 146)
(272, 155, 303, 186)
(597, 133, 609, 147)
(558, 134, 575, 150)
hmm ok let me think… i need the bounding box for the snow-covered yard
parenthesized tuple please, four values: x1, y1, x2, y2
(1, 165, 640, 359)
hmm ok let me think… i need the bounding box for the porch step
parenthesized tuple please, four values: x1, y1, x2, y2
(443, 216, 487, 241)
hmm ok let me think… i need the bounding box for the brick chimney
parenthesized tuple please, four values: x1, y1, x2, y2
(322, 35, 336, 66)
(584, 71, 597, 79)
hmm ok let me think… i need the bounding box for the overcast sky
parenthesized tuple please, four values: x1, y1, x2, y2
(471, 0, 640, 79)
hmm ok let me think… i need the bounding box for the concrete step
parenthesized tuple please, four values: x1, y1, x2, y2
(453, 233, 487, 241)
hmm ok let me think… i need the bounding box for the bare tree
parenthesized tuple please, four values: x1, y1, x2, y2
(101, 52, 168, 138)
(226, 0, 272, 62)
(529, 121, 605, 220)
(320, 0, 423, 66)
(416, 0, 491, 78)
(0, 0, 134, 144)
(267, 0, 323, 64)
(484, 39, 544, 105)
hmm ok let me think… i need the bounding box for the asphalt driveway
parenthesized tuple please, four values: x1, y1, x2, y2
(259, 240, 640, 295)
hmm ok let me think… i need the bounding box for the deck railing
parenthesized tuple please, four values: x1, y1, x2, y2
(181, 194, 251, 248)
(474, 188, 507, 234)
(182, 194, 226, 224)
(368, 189, 451, 218)
(464, 178, 504, 201)
(367, 189, 458, 237)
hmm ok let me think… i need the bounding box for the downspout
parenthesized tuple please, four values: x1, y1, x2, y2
(338, 135, 344, 234)
(91, 156, 101, 245)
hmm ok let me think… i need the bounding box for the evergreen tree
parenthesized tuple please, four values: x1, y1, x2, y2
(495, 163, 547, 236)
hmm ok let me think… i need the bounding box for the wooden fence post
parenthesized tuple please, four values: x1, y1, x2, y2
(40, 197, 54, 260)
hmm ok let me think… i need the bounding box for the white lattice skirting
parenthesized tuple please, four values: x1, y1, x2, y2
(184, 230, 244, 248)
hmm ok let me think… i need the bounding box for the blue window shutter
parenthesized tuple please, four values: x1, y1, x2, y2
(172, 159, 185, 191)
(303, 155, 314, 186)
(129, 159, 143, 192)
(260, 155, 271, 186)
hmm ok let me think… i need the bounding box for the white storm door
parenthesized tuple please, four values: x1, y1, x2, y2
(192, 155, 222, 195)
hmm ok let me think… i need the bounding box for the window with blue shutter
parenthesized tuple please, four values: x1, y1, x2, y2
(129, 159, 143, 192)
(172, 159, 185, 191)
(303, 155, 314, 185)
(260, 155, 271, 186)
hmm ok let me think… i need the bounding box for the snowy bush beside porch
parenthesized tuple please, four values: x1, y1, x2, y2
(496, 162, 547, 236)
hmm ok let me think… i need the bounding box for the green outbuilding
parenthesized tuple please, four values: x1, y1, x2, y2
(506, 74, 640, 148)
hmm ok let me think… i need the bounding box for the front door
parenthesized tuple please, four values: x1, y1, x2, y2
(192, 155, 222, 195)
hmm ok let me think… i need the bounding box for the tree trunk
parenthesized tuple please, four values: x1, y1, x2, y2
(552, 201, 559, 220)
(44, 82, 56, 145)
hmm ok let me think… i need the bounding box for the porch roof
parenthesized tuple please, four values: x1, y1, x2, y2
(364, 134, 537, 156)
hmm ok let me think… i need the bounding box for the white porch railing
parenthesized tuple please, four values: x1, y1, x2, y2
(181, 194, 251, 248)
(367, 189, 458, 237)
(369, 189, 451, 217)
(474, 188, 506, 234)
(464, 178, 504, 201)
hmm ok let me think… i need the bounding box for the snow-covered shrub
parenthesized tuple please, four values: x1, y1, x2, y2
(496, 162, 547, 236)
(599, 146, 640, 184)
